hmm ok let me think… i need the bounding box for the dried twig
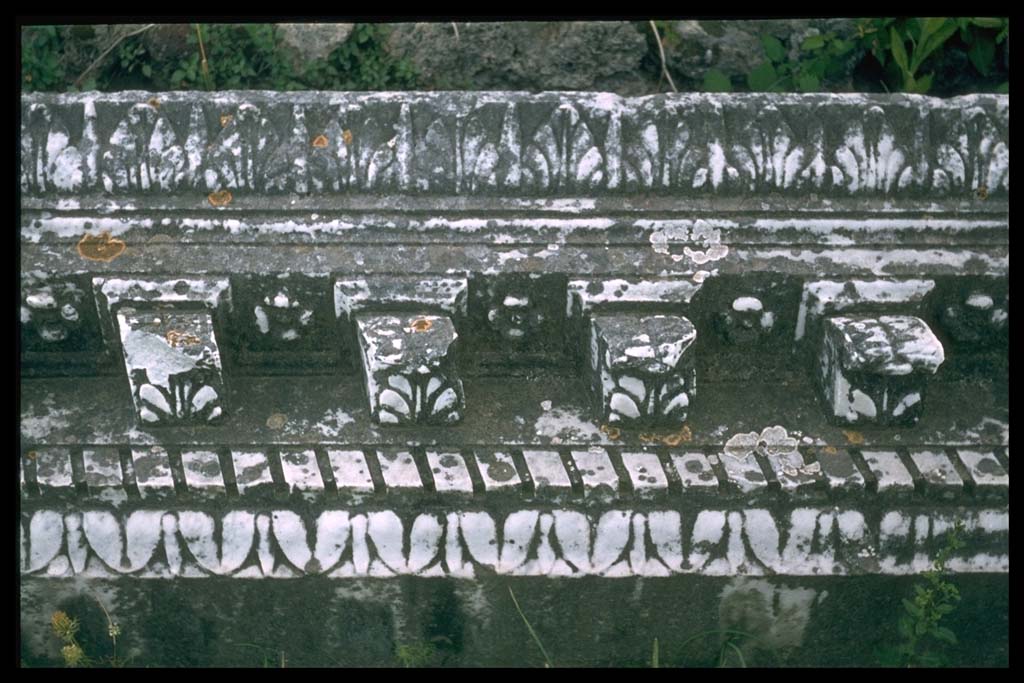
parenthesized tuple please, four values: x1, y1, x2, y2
(73, 23, 156, 89)
(195, 24, 213, 91)
(451, 22, 460, 42)
(649, 20, 678, 93)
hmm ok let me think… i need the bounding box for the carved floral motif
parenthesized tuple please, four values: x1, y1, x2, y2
(20, 94, 1009, 197)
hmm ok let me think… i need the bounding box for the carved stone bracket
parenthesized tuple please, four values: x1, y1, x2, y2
(355, 314, 464, 425)
(117, 308, 227, 426)
(589, 314, 697, 425)
(819, 315, 945, 426)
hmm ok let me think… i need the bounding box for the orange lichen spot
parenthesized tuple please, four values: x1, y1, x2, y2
(312, 134, 329, 148)
(220, 114, 233, 128)
(26, 451, 38, 461)
(147, 97, 161, 109)
(599, 424, 621, 441)
(976, 185, 989, 200)
(410, 318, 433, 332)
(266, 413, 288, 430)
(165, 330, 202, 347)
(342, 129, 353, 146)
(841, 430, 865, 445)
(77, 231, 126, 262)
(662, 424, 692, 447)
(637, 424, 692, 446)
(208, 190, 233, 207)
(822, 446, 838, 455)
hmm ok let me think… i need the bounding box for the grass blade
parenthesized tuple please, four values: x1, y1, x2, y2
(508, 587, 553, 668)
(726, 641, 747, 668)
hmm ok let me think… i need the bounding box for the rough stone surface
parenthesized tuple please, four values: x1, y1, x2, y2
(669, 19, 859, 88)
(231, 449, 275, 496)
(82, 447, 126, 504)
(521, 449, 573, 497)
(475, 451, 522, 492)
(621, 451, 669, 495)
(383, 22, 651, 93)
(860, 450, 915, 496)
(375, 449, 422, 492)
(279, 448, 325, 495)
(569, 447, 619, 499)
(426, 451, 474, 494)
(276, 23, 354, 65)
(814, 448, 866, 492)
(33, 448, 74, 495)
(326, 449, 375, 494)
(130, 447, 175, 500)
(180, 449, 226, 497)
(907, 449, 962, 499)
(955, 449, 1009, 493)
(669, 452, 719, 491)
(720, 450, 770, 494)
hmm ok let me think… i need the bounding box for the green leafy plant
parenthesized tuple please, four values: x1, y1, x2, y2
(22, 26, 66, 91)
(859, 18, 1008, 93)
(878, 520, 966, 667)
(23, 23, 419, 93)
(702, 69, 734, 93)
(747, 31, 857, 92)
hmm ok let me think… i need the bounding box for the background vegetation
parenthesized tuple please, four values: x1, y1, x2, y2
(22, 19, 1008, 95)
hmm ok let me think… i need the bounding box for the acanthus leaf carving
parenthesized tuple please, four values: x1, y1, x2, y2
(378, 370, 462, 425)
(102, 103, 187, 193)
(18, 93, 1009, 198)
(730, 105, 805, 191)
(414, 116, 454, 192)
(624, 119, 659, 190)
(202, 103, 280, 192)
(833, 105, 910, 194)
(933, 106, 1009, 194)
(461, 108, 498, 193)
(22, 102, 96, 193)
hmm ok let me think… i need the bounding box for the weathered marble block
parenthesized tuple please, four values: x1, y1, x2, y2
(589, 314, 697, 425)
(819, 315, 945, 426)
(355, 314, 464, 425)
(117, 308, 226, 426)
